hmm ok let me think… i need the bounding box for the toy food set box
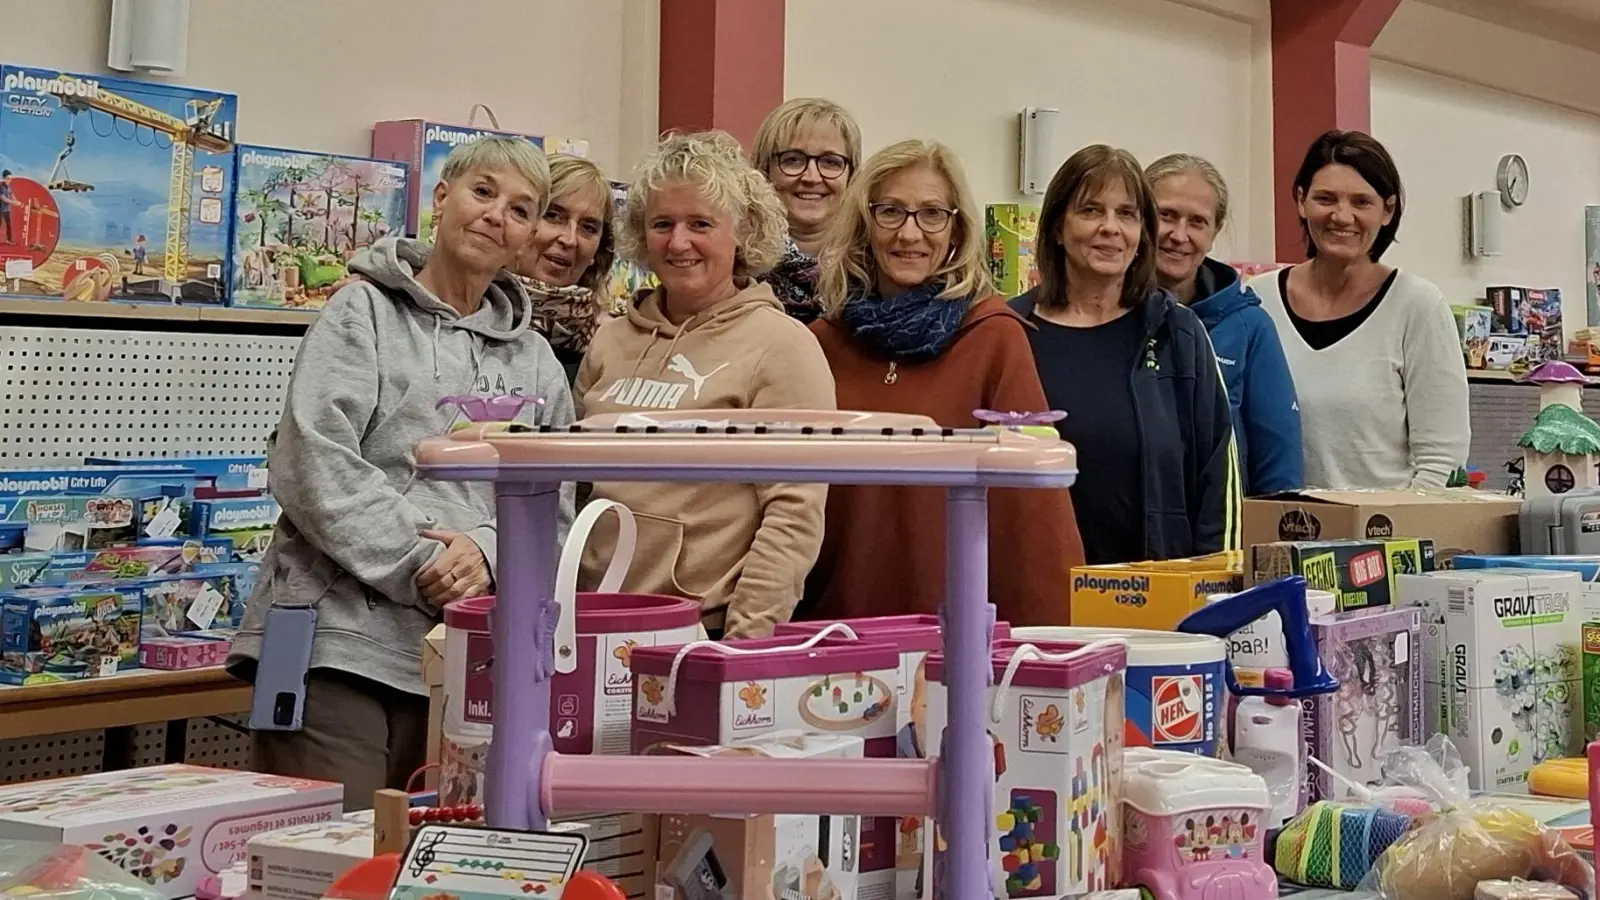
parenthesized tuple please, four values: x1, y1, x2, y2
(246, 809, 375, 900)
(0, 764, 342, 899)
(1070, 553, 1242, 631)
(38, 538, 235, 583)
(141, 563, 256, 638)
(986, 203, 1040, 297)
(1242, 489, 1521, 564)
(653, 731, 864, 900)
(1453, 304, 1492, 369)
(1397, 568, 1582, 792)
(230, 145, 409, 310)
(0, 582, 142, 684)
(370, 119, 543, 242)
(1248, 538, 1435, 611)
(1303, 606, 1423, 803)
(0, 66, 236, 305)
(775, 614, 1014, 899)
(925, 637, 1129, 899)
(140, 630, 233, 670)
(631, 633, 901, 894)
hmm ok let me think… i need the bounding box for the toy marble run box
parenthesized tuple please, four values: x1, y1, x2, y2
(0, 66, 237, 305)
(370, 119, 543, 243)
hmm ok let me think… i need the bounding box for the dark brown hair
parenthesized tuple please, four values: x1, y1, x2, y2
(1293, 130, 1404, 262)
(1035, 144, 1159, 310)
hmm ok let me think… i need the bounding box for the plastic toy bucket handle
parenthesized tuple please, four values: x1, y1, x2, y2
(552, 500, 637, 675)
(662, 622, 861, 716)
(990, 639, 1128, 724)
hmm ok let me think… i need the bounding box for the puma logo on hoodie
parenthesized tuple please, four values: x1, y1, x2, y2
(595, 352, 730, 408)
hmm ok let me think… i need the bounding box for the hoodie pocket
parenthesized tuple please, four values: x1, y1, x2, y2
(584, 510, 703, 601)
(402, 483, 493, 535)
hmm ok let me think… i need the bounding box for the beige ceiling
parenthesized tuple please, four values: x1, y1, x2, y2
(1421, 0, 1600, 47)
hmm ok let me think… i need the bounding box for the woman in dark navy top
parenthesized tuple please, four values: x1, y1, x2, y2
(1010, 144, 1242, 565)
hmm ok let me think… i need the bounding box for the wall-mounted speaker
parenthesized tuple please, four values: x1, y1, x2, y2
(1464, 190, 1504, 259)
(1018, 107, 1060, 196)
(108, 0, 191, 76)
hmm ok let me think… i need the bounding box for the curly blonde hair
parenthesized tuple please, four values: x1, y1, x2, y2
(817, 139, 993, 315)
(614, 130, 789, 277)
(545, 154, 616, 294)
(751, 98, 863, 179)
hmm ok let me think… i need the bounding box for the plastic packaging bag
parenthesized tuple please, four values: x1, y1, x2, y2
(0, 841, 168, 900)
(1359, 736, 1593, 900)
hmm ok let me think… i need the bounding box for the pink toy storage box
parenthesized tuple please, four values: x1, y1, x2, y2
(630, 628, 902, 894)
(1120, 748, 1276, 900)
(925, 636, 1128, 899)
(0, 764, 342, 900)
(775, 614, 1012, 898)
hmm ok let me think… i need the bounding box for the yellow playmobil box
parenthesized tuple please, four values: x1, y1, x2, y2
(1070, 553, 1243, 630)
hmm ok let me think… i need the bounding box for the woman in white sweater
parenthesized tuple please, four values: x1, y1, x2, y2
(1249, 130, 1468, 489)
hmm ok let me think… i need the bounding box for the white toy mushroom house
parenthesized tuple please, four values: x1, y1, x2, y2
(1518, 360, 1600, 498)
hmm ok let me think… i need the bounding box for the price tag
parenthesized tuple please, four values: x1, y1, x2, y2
(187, 583, 226, 630)
(5, 258, 32, 279)
(248, 467, 269, 490)
(97, 656, 119, 677)
(1394, 631, 1410, 665)
(144, 504, 182, 538)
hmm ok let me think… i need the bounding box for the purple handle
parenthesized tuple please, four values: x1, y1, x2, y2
(437, 394, 544, 423)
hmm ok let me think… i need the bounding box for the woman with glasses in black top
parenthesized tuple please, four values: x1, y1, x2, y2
(750, 97, 862, 322)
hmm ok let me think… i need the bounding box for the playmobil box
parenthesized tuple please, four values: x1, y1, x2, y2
(1243, 489, 1521, 564)
(38, 538, 234, 583)
(985, 203, 1040, 297)
(0, 66, 237, 305)
(230, 145, 409, 310)
(631, 633, 900, 894)
(0, 552, 49, 590)
(86, 456, 264, 496)
(0, 465, 197, 498)
(370, 119, 543, 242)
(652, 731, 863, 900)
(1070, 553, 1242, 631)
(1249, 539, 1435, 611)
(1397, 568, 1583, 792)
(0, 583, 142, 684)
(192, 497, 280, 537)
(0, 494, 139, 553)
(1304, 607, 1423, 803)
(141, 563, 256, 638)
(926, 637, 1129, 898)
(0, 765, 343, 899)
(246, 809, 375, 900)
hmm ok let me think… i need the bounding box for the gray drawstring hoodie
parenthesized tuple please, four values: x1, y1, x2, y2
(228, 236, 575, 697)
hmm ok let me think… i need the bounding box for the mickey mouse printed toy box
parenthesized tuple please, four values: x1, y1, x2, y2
(0, 764, 342, 900)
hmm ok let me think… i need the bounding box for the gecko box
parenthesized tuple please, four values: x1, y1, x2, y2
(926, 637, 1129, 899)
(246, 809, 374, 900)
(370, 120, 544, 242)
(1304, 607, 1423, 804)
(1070, 554, 1242, 631)
(1248, 539, 1435, 611)
(0, 764, 343, 899)
(653, 731, 864, 900)
(1397, 568, 1583, 792)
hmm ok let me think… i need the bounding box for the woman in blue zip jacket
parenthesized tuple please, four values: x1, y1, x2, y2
(1010, 144, 1242, 565)
(1144, 153, 1303, 496)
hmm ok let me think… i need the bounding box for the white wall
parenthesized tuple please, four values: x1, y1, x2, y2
(784, 0, 1272, 262)
(0, 0, 639, 176)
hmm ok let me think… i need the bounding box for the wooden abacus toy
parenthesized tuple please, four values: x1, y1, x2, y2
(371, 788, 484, 856)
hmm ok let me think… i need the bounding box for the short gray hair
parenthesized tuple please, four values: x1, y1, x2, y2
(1144, 153, 1229, 229)
(615, 130, 789, 277)
(439, 136, 551, 214)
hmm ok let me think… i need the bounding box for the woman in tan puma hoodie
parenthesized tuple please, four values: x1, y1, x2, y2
(574, 131, 836, 638)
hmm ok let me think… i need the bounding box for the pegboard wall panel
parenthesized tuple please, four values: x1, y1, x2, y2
(0, 326, 299, 464)
(1466, 381, 1600, 491)
(0, 730, 105, 783)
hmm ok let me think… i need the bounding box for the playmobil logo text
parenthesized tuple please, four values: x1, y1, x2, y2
(210, 504, 276, 526)
(0, 474, 112, 494)
(1073, 573, 1149, 595)
(242, 149, 318, 170)
(426, 126, 502, 148)
(5, 71, 100, 100)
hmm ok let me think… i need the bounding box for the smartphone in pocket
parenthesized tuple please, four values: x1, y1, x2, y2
(248, 605, 318, 732)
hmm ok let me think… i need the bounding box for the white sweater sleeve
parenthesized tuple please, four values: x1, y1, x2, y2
(1400, 283, 1471, 488)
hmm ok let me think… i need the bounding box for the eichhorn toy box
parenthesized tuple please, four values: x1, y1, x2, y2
(1249, 539, 1435, 611)
(1304, 607, 1423, 803)
(926, 637, 1128, 898)
(1070, 553, 1241, 631)
(246, 809, 374, 900)
(370, 120, 543, 242)
(985, 204, 1040, 297)
(0, 582, 142, 685)
(653, 731, 863, 900)
(230, 145, 409, 310)
(0, 66, 237, 304)
(0, 764, 343, 899)
(1397, 568, 1583, 792)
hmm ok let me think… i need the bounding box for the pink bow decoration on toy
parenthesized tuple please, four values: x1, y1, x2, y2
(437, 394, 544, 423)
(972, 409, 1067, 427)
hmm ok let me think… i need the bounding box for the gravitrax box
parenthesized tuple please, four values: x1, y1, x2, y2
(0, 764, 342, 899)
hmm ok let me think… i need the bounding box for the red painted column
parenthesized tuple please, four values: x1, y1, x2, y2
(658, 0, 786, 150)
(1270, 0, 1401, 262)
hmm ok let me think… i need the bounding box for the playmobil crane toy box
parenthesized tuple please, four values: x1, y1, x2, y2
(0, 67, 236, 304)
(0, 765, 343, 900)
(370, 119, 542, 243)
(230, 145, 409, 310)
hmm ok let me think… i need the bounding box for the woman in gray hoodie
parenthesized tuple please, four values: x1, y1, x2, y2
(228, 137, 575, 807)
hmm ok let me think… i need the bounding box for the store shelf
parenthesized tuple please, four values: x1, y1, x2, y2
(0, 298, 318, 330)
(0, 667, 251, 740)
(1468, 370, 1522, 382)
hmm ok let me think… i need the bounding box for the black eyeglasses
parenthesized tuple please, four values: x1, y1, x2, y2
(775, 150, 851, 179)
(869, 203, 957, 234)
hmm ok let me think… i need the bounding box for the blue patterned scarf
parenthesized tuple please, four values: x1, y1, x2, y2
(838, 281, 969, 362)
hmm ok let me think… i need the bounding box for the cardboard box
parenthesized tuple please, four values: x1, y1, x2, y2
(246, 809, 374, 900)
(1304, 607, 1423, 804)
(370, 120, 543, 242)
(0, 764, 343, 899)
(1243, 490, 1521, 564)
(1584, 623, 1600, 743)
(985, 204, 1040, 297)
(1, 583, 143, 684)
(1453, 305, 1492, 369)
(1070, 553, 1242, 631)
(1248, 539, 1435, 611)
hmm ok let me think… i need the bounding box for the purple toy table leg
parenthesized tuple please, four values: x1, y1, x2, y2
(485, 481, 561, 830)
(941, 485, 993, 898)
